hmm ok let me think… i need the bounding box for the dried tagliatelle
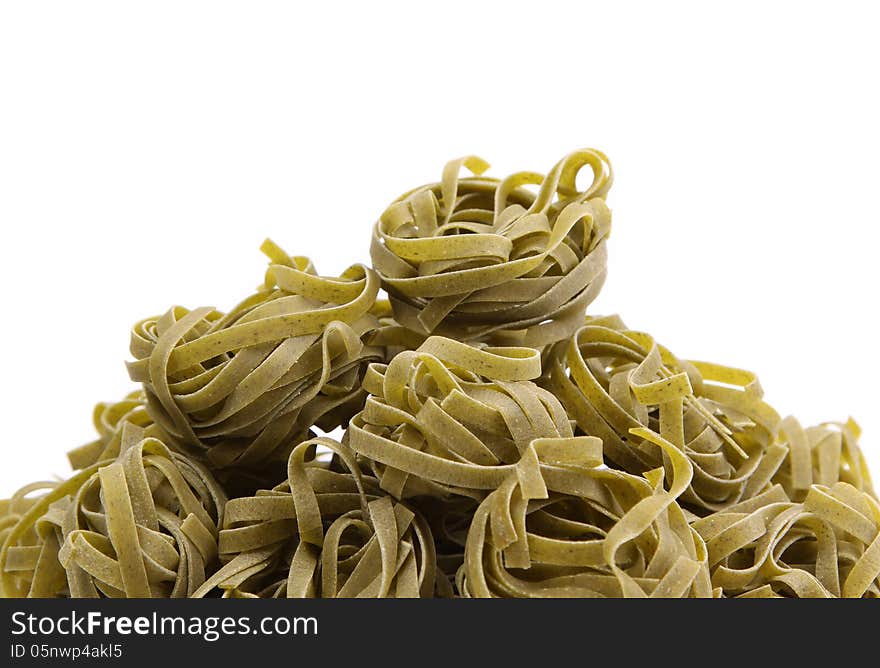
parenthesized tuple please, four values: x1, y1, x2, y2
(348, 335, 576, 499)
(194, 437, 442, 598)
(459, 428, 712, 597)
(64, 391, 270, 498)
(693, 481, 880, 597)
(3, 147, 880, 599)
(772, 416, 875, 502)
(126, 240, 383, 471)
(544, 315, 786, 514)
(0, 426, 226, 598)
(0, 482, 61, 592)
(371, 150, 612, 348)
(66, 391, 157, 470)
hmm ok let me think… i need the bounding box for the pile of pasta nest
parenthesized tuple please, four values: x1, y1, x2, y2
(2, 149, 878, 599)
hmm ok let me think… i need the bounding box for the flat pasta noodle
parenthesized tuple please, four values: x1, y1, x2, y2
(544, 316, 786, 514)
(366, 298, 430, 361)
(194, 437, 442, 598)
(0, 426, 226, 598)
(371, 150, 612, 348)
(348, 335, 587, 500)
(126, 240, 384, 471)
(66, 390, 162, 470)
(458, 428, 712, 598)
(66, 391, 277, 499)
(693, 482, 880, 597)
(772, 416, 875, 502)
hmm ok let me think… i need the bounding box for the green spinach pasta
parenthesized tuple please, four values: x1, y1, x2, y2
(2, 148, 878, 598)
(194, 437, 441, 598)
(126, 241, 383, 472)
(1, 426, 225, 598)
(348, 335, 576, 498)
(371, 150, 612, 348)
(543, 315, 785, 514)
(459, 428, 712, 598)
(66, 390, 156, 470)
(692, 481, 880, 597)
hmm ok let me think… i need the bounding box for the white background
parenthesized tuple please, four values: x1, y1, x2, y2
(1, 2, 877, 496)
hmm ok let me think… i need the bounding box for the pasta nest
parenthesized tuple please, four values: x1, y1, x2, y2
(348, 335, 588, 499)
(458, 429, 713, 597)
(771, 416, 875, 502)
(126, 241, 383, 470)
(693, 482, 880, 597)
(371, 149, 612, 348)
(196, 437, 441, 598)
(545, 316, 784, 514)
(0, 426, 226, 598)
(66, 390, 156, 470)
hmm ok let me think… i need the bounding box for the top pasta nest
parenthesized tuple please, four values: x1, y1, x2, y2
(371, 149, 613, 348)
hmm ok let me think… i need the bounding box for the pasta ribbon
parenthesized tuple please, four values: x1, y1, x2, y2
(772, 416, 875, 501)
(126, 241, 383, 470)
(194, 437, 441, 598)
(348, 336, 584, 499)
(545, 316, 785, 513)
(459, 427, 712, 597)
(371, 150, 612, 347)
(693, 482, 880, 597)
(66, 390, 160, 470)
(1, 426, 226, 598)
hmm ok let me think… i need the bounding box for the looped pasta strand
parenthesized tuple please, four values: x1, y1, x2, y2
(371, 150, 612, 347)
(126, 240, 383, 470)
(1, 426, 226, 598)
(544, 316, 784, 513)
(194, 437, 441, 598)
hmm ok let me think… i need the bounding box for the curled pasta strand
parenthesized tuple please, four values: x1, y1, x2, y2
(194, 437, 441, 598)
(348, 336, 582, 500)
(693, 482, 880, 597)
(458, 427, 711, 598)
(66, 390, 164, 470)
(126, 241, 383, 470)
(773, 416, 876, 501)
(1, 426, 226, 598)
(371, 150, 612, 347)
(544, 316, 784, 513)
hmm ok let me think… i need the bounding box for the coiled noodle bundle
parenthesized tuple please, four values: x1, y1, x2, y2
(0, 426, 226, 598)
(545, 316, 785, 514)
(460, 428, 712, 597)
(349, 336, 582, 499)
(772, 416, 875, 502)
(3, 147, 879, 599)
(126, 241, 383, 470)
(66, 391, 157, 470)
(195, 437, 440, 598)
(371, 150, 612, 347)
(693, 482, 880, 597)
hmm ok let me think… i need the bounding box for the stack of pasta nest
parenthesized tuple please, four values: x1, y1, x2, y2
(2, 149, 877, 598)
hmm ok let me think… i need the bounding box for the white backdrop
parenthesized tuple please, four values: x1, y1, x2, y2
(1, 1, 877, 496)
